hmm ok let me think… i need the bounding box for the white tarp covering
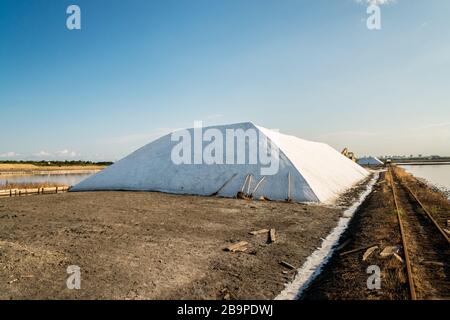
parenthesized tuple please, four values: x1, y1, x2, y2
(71, 122, 369, 203)
(357, 156, 383, 166)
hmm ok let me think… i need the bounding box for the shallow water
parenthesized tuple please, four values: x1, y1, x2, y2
(400, 164, 450, 197)
(0, 172, 95, 187)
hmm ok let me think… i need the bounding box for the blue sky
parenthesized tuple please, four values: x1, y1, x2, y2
(1, 0, 449, 161)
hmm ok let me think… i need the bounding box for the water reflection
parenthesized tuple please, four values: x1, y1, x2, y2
(0, 172, 96, 187)
(401, 164, 450, 198)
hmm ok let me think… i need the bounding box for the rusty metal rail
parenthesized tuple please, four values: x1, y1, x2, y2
(402, 183, 450, 245)
(388, 166, 417, 300)
(389, 165, 450, 300)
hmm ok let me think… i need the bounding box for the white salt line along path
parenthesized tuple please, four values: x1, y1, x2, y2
(275, 172, 380, 300)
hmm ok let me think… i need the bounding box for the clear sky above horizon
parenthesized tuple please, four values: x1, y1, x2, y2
(1, 0, 449, 161)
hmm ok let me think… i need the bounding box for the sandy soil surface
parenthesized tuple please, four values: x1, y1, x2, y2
(0, 178, 369, 300)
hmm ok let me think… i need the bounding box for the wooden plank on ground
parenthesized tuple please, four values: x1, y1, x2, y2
(269, 228, 277, 243)
(422, 261, 444, 267)
(249, 229, 269, 235)
(336, 238, 352, 251)
(280, 261, 296, 270)
(224, 241, 248, 252)
(362, 246, 378, 261)
(340, 243, 378, 257)
(393, 253, 404, 264)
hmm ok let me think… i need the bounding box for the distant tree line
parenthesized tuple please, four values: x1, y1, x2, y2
(0, 160, 113, 166)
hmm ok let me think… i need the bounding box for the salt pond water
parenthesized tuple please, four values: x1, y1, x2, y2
(0, 172, 96, 187)
(400, 164, 450, 198)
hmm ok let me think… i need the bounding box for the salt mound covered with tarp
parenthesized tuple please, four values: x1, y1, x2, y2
(72, 122, 369, 203)
(357, 156, 384, 166)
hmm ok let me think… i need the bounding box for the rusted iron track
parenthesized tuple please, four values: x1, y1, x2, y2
(403, 184, 450, 245)
(388, 166, 417, 300)
(389, 165, 450, 300)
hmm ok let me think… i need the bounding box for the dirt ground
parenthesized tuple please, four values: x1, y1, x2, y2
(0, 179, 370, 300)
(302, 171, 409, 300)
(302, 168, 450, 300)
